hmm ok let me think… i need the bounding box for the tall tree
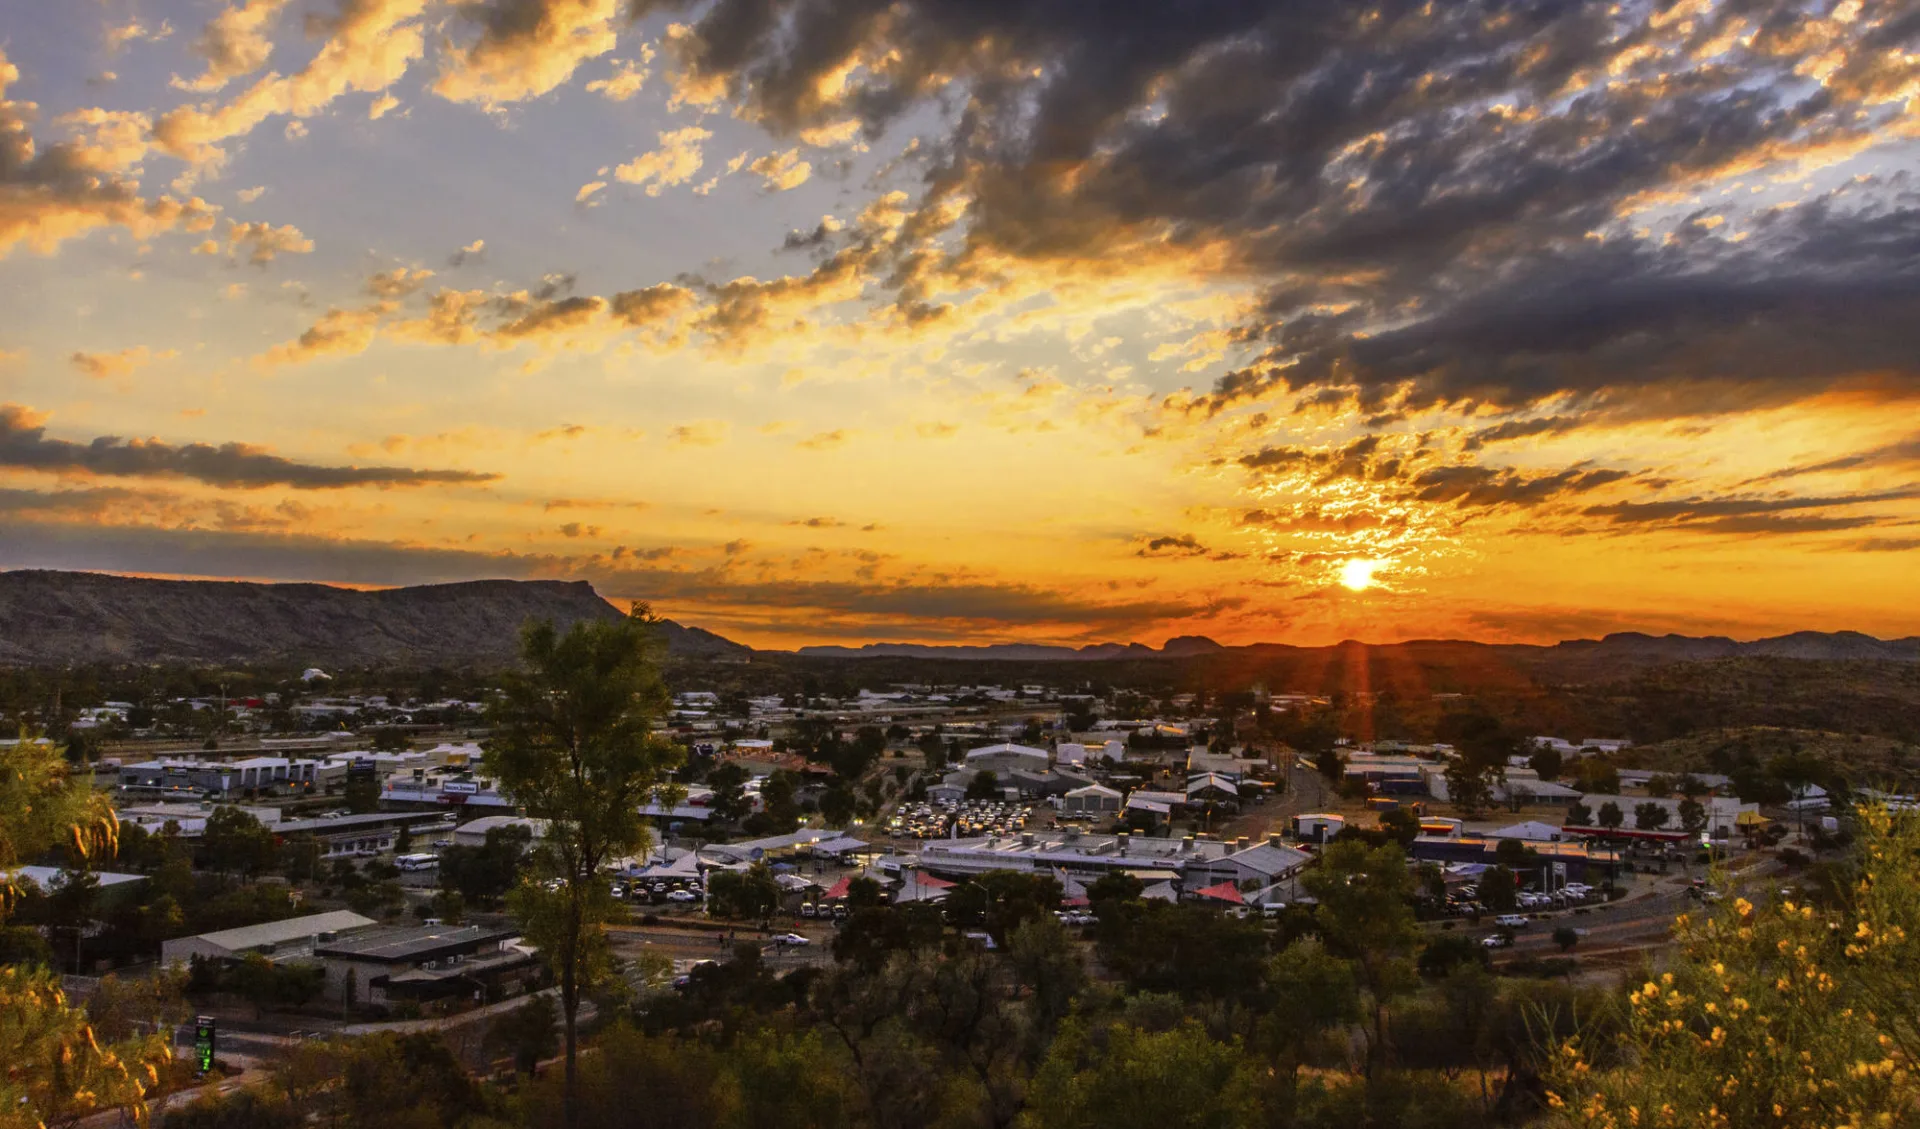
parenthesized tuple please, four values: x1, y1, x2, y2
(489, 605, 681, 1128)
(0, 732, 169, 1126)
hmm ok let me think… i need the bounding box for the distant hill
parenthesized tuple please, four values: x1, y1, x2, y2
(0, 571, 750, 667)
(795, 630, 1918, 667)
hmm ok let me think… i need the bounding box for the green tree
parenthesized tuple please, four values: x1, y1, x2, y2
(1006, 914, 1088, 1033)
(488, 604, 682, 1127)
(1552, 925, 1579, 952)
(1021, 1019, 1263, 1129)
(966, 769, 1002, 800)
(1528, 746, 1563, 782)
(200, 806, 278, 876)
(708, 861, 781, 923)
(819, 783, 857, 827)
(438, 823, 531, 906)
(1633, 802, 1671, 832)
(1302, 839, 1421, 1073)
(1567, 802, 1594, 828)
(706, 760, 752, 825)
(1478, 864, 1518, 913)
(343, 771, 381, 814)
(0, 732, 167, 1127)
(1493, 836, 1534, 870)
(1678, 798, 1708, 838)
(485, 993, 560, 1075)
(1596, 801, 1625, 835)
(749, 770, 802, 835)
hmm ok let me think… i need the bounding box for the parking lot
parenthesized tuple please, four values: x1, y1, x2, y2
(885, 798, 1034, 841)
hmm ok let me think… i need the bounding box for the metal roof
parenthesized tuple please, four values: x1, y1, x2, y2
(315, 922, 517, 963)
(192, 910, 377, 954)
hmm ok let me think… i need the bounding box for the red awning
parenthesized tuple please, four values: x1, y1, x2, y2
(1191, 881, 1244, 904)
(822, 876, 852, 900)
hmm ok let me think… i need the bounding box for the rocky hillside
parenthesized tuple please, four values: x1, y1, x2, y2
(0, 571, 749, 666)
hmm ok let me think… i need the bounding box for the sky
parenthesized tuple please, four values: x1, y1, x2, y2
(1, 0, 1917, 650)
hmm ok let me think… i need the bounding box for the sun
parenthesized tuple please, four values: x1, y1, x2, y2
(1337, 558, 1385, 591)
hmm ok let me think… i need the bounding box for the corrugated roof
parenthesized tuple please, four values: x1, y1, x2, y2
(315, 922, 517, 963)
(193, 910, 377, 953)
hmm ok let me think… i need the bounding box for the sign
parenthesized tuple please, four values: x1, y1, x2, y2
(441, 781, 480, 795)
(193, 1015, 216, 1072)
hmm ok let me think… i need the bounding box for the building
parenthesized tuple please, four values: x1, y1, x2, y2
(1060, 783, 1122, 817)
(1407, 835, 1617, 883)
(120, 757, 324, 796)
(381, 769, 514, 810)
(1569, 793, 1756, 839)
(161, 910, 378, 968)
(1490, 820, 1567, 842)
(313, 923, 536, 1008)
(962, 743, 1052, 776)
(452, 815, 550, 848)
(1291, 813, 1346, 842)
(915, 829, 1308, 893)
(1184, 773, 1240, 808)
(270, 810, 458, 858)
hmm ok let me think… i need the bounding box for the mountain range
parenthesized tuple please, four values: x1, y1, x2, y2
(0, 571, 748, 667)
(0, 570, 1913, 672)
(794, 631, 1920, 664)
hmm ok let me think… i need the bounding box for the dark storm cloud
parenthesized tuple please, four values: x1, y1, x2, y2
(630, 0, 1920, 412)
(1462, 416, 1587, 450)
(1582, 489, 1920, 531)
(0, 405, 499, 489)
(1136, 534, 1208, 558)
(1746, 435, 1920, 484)
(1411, 465, 1637, 508)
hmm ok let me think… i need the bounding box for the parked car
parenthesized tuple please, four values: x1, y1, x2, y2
(1494, 914, 1530, 928)
(800, 903, 817, 918)
(665, 889, 699, 903)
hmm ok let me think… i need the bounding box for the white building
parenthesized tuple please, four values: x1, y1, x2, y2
(963, 743, 1052, 776)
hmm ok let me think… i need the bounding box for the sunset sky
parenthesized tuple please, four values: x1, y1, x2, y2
(2, 0, 1917, 649)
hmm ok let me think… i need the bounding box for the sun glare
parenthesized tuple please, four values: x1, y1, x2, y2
(1338, 558, 1384, 591)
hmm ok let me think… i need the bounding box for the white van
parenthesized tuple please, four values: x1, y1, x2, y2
(396, 852, 440, 872)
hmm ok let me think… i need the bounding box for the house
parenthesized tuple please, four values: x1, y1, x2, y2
(1060, 783, 1122, 817)
(161, 910, 378, 968)
(313, 923, 536, 1008)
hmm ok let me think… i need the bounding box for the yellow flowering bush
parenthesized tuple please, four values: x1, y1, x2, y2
(1545, 806, 1920, 1128)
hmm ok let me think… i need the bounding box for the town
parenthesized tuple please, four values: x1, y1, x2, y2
(1, 626, 1894, 1128)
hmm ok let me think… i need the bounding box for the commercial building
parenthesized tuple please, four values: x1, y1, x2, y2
(160, 910, 378, 968)
(313, 922, 536, 1008)
(915, 830, 1309, 894)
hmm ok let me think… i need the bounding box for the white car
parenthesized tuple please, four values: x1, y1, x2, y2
(665, 889, 699, 903)
(1481, 933, 1514, 949)
(771, 932, 810, 946)
(1494, 914, 1530, 928)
